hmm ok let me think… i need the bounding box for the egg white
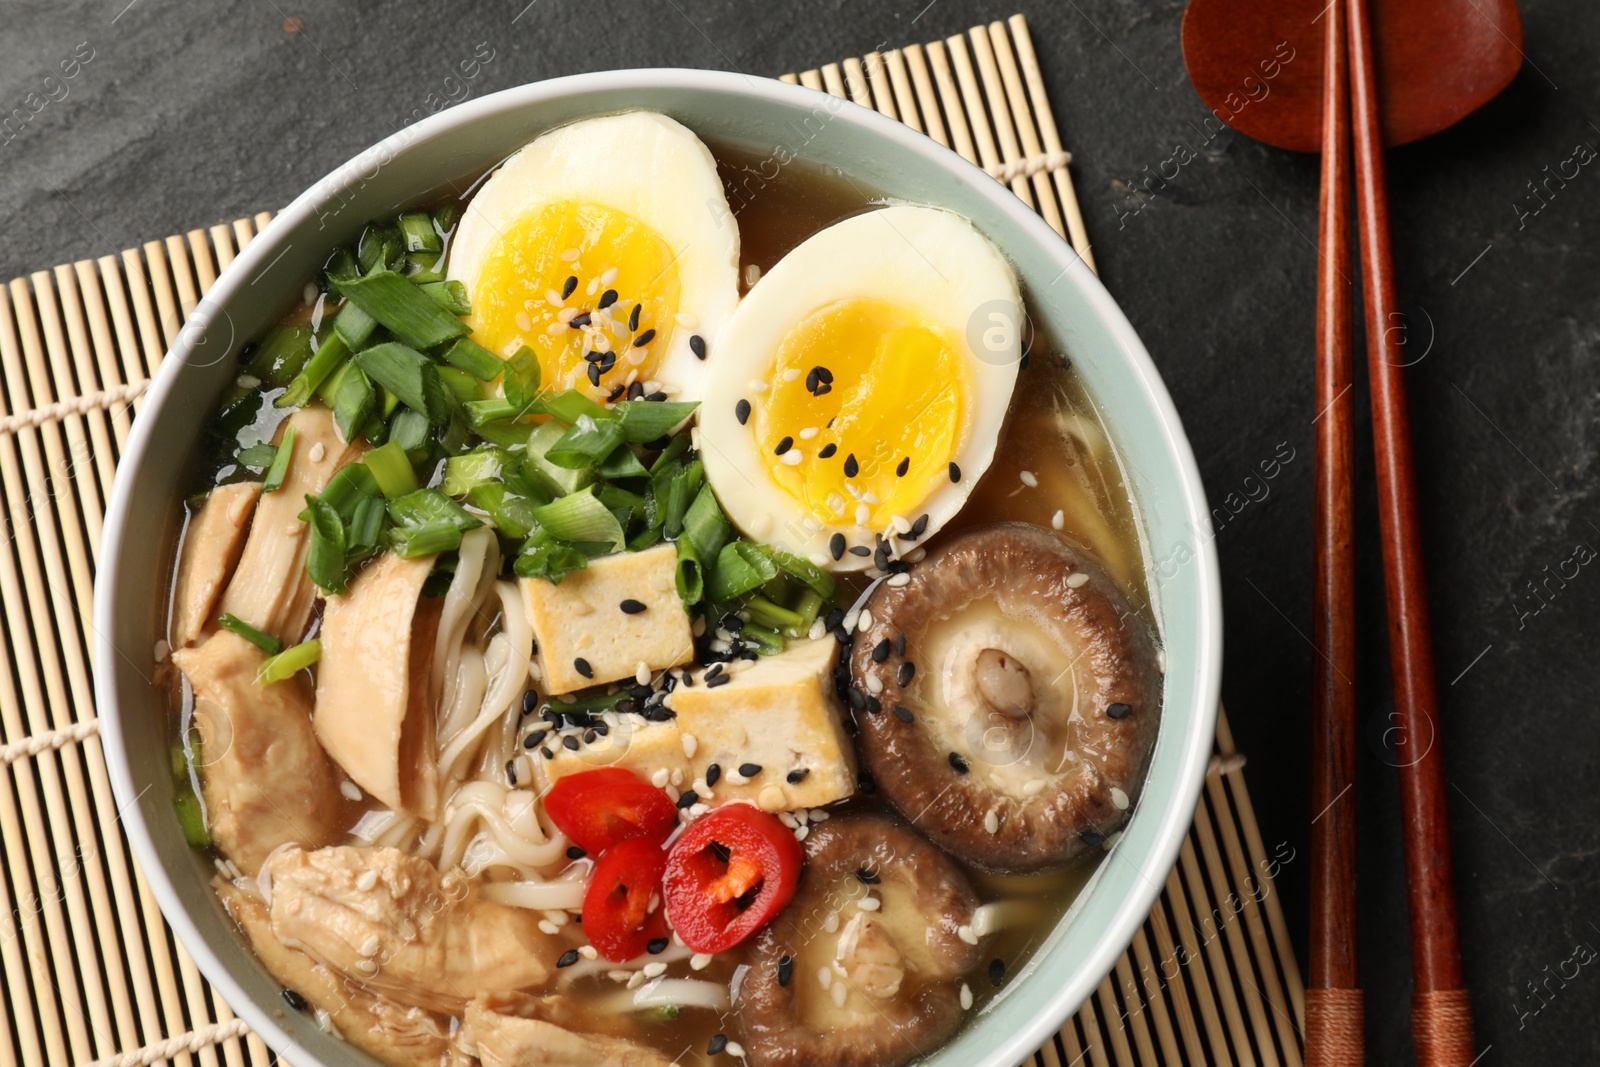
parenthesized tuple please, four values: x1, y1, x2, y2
(446, 111, 740, 401)
(698, 204, 1022, 571)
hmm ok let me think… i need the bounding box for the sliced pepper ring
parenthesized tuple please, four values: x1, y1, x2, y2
(663, 804, 804, 954)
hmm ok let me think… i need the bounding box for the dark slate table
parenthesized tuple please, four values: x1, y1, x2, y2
(4, 1, 1595, 1062)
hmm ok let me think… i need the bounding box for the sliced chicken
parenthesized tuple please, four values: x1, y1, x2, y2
(172, 631, 340, 875)
(170, 481, 260, 650)
(315, 551, 441, 819)
(459, 997, 677, 1067)
(216, 879, 454, 1067)
(218, 406, 364, 645)
(266, 845, 557, 1014)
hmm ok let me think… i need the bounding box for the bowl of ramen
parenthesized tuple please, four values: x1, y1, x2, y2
(96, 69, 1221, 1067)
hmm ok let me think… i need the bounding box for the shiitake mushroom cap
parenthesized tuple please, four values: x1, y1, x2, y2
(850, 522, 1161, 873)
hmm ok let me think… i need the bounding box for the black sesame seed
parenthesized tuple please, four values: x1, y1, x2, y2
(897, 662, 916, 686)
(648, 937, 669, 955)
(568, 312, 591, 329)
(627, 381, 645, 401)
(690, 334, 707, 359)
(893, 704, 914, 723)
(774, 435, 793, 456)
(1079, 828, 1105, 847)
(607, 383, 626, 402)
(506, 759, 518, 785)
(522, 690, 540, 715)
(843, 453, 859, 478)
(562, 275, 578, 299)
(949, 461, 962, 482)
(949, 752, 970, 774)
(989, 958, 1006, 987)
(787, 768, 810, 784)
(598, 288, 618, 309)
(911, 514, 930, 538)
(896, 633, 907, 656)
(566, 845, 587, 859)
(586, 362, 601, 386)
(645, 390, 667, 401)
(813, 381, 832, 395)
(777, 955, 794, 986)
(584, 349, 602, 363)
(896, 457, 910, 477)
(677, 790, 699, 809)
(845, 687, 866, 711)
(874, 545, 891, 571)
(865, 695, 882, 714)
(859, 771, 878, 793)
(848, 544, 871, 557)
(817, 442, 838, 459)
(1107, 702, 1132, 720)
(237, 342, 257, 364)
(705, 663, 725, 679)
(573, 658, 593, 679)
(598, 352, 617, 374)
(871, 638, 891, 663)
(282, 988, 307, 1011)
(814, 365, 834, 384)
(738, 763, 763, 778)
(829, 532, 846, 561)
(706, 673, 731, 688)
(621, 599, 648, 615)
(563, 735, 580, 751)
(855, 867, 881, 884)
(706, 763, 722, 786)
(633, 328, 656, 348)
(735, 399, 751, 425)
(582, 728, 597, 744)
(708, 1034, 729, 1055)
(824, 608, 845, 630)
(522, 732, 542, 750)
(541, 746, 554, 759)
(557, 949, 580, 968)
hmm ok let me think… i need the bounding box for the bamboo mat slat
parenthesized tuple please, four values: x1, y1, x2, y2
(0, 15, 1301, 1067)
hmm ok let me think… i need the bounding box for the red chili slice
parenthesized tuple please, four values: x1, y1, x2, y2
(663, 804, 804, 954)
(544, 768, 677, 855)
(582, 835, 670, 962)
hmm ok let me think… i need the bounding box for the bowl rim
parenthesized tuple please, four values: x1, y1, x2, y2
(95, 66, 1222, 1067)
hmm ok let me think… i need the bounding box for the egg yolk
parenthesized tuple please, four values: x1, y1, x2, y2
(752, 298, 970, 532)
(467, 200, 681, 398)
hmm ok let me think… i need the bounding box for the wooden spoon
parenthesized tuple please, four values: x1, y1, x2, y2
(1182, 2, 1523, 1065)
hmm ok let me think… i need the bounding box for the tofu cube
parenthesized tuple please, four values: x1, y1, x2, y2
(520, 543, 694, 694)
(540, 718, 685, 786)
(667, 638, 857, 812)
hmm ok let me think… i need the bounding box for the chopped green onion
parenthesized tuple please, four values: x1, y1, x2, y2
(346, 494, 387, 558)
(304, 495, 349, 594)
(355, 342, 450, 425)
(739, 621, 786, 655)
(398, 211, 442, 253)
(322, 246, 360, 293)
(524, 421, 597, 496)
(418, 280, 471, 316)
(707, 541, 779, 602)
(440, 337, 503, 382)
(279, 330, 350, 409)
(654, 459, 703, 540)
(433, 204, 460, 231)
(467, 482, 539, 539)
(315, 355, 352, 407)
(682, 485, 730, 567)
(438, 366, 483, 405)
(597, 483, 648, 527)
(771, 548, 838, 600)
(514, 536, 590, 585)
(257, 639, 322, 685)
(597, 444, 650, 480)
(332, 362, 377, 442)
(406, 251, 443, 283)
(261, 426, 296, 493)
(338, 270, 468, 351)
(389, 522, 469, 558)
(365, 440, 419, 500)
(538, 388, 609, 426)
(216, 613, 282, 654)
(540, 688, 641, 717)
(333, 299, 378, 350)
(745, 594, 805, 633)
(473, 417, 536, 449)
(546, 415, 626, 471)
(674, 536, 704, 606)
(235, 442, 278, 469)
(627, 524, 663, 552)
(503, 346, 543, 412)
(650, 434, 692, 473)
(791, 588, 825, 634)
(388, 408, 431, 454)
(247, 323, 314, 386)
(464, 398, 524, 428)
(613, 400, 699, 443)
(174, 785, 210, 849)
(442, 449, 507, 496)
(530, 487, 624, 550)
(316, 463, 379, 522)
(358, 224, 405, 274)
(388, 488, 484, 533)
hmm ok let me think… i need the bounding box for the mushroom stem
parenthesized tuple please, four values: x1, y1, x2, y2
(974, 647, 1035, 717)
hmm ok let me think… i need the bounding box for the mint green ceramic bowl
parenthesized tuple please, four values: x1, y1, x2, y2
(97, 69, 1221, 1067)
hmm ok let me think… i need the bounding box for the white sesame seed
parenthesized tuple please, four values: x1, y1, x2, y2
(889, 514, 911, 535)
(855, 504, 871, 525)
(823, 911, 840, 933)
(1157, 648, 1168, 673)
(744, 263, 762, 288)
(636, 661, 651, 686)
(957, 924, 979, 945)
(818, 966, 833, 990)
(664, 784, 680, 802)
(906, 547, 927, 563)
(1052, 509, 1065, 530)
(689, 802, 709, 816)
(781, 367, 801, 382)
(748, 379, 769, 393)
(961, 982, 974, 1009)
(842, 609, 860, 632)
(360, 934, 380, 956)
(545, 288, 564, 306)
(642, 961, 668, 978)
(682, 734, 698, 759)
(808, 618, 826, 640)
(546, 321, 564, 336)
(540, 920, 560, 935)
(798, 426, 819, 439)
(827, 493, 846, 515)
(863, 491, 881, 505)
(302, 282, 318, 305)
(831, 982, 848, 1007)
(608, 969, 630, 982)
(601, 267, 619, 286)
(235, 374, 260, 390)
(781, 450, 803, 466)
(690, 952, 713, 970)
(586, 278, 599, 296)
(557, 306, 578, 323)
(887, 573, 911, 588)
(670, 767, 684, 787)
(627, 970, 648, 989)
(651, 768, 670, 788)
(778, 811, 799, 829)
(984, 808, 1001, 835)
(1111, 786, 1130, 811)
(859, 896, 881, 911)
(1019, 470, 1038, 487)
(1066, 572, 1090, 589)
(579, 945, 598, 960)
(809, 809, 830, 822)
(795, 824, 810, 842)
(865, 673, 884, 694)
(339, 779, 361, 800)
(1023, 779, 1047, 797)
(675, 312, 699, 329)
(561, 248, 580, 262)
(355, 870, 378, 892)
(725, 1042, 745, 1059)
(857, 610, 873, 633)
(1104, 830, 1124, 851)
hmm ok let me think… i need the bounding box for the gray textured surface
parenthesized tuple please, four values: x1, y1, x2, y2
(3, 0, 1597, 1061)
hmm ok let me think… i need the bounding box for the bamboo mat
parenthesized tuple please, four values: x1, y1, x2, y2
(0, 14, 1304, 1067)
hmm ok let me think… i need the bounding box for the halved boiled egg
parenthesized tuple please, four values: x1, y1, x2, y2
(446, 112, 739, 402)
(698, 204, 1021, 571)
